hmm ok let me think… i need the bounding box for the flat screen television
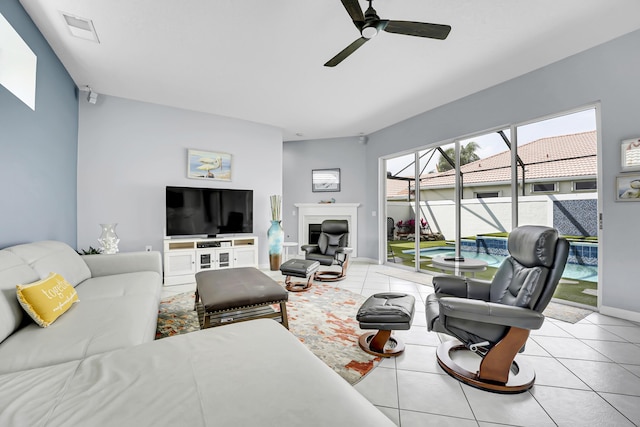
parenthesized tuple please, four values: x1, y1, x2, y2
(166, 186, 253, 237)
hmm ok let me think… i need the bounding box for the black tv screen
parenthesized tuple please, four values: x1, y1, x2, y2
(166, 186, 253, 237)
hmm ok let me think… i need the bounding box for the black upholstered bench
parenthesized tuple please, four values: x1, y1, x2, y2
(356, 293, 415, 357)
(279, 259, 320, 292)
(194, 267, 289, 329)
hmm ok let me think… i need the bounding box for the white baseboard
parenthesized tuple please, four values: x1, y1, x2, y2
(599, 305, 640, 323)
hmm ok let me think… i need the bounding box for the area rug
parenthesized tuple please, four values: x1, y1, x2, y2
(156, 284, 381, 385)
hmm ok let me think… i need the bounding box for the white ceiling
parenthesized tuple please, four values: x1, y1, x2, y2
(18, 0, 640, 141)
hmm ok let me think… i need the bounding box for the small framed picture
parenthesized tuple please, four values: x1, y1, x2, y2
(312, 168, 341, 192)
(187, 149, 231, 181)
(616, 174, 640, 201)
(621, 138, 640, 171)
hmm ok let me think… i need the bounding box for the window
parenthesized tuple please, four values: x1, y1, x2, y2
(475, 191, 500, 199)
(0, 13, 37, 110)
(573, 180, 597, 191)
(531, 183, 558, 193)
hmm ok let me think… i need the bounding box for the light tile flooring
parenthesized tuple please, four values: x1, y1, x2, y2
(162, 260, 640, 426)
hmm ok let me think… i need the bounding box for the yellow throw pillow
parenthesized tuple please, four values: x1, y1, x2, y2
(16, 272, 79, 328)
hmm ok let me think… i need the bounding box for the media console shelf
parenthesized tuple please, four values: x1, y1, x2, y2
(163, 236, 258, 286)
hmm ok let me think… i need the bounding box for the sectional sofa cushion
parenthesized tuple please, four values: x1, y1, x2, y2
(0, 319, 395, 427)
(0, 251, 40, 343)
(0, 271, 161, 374)
(7, 241, 91, 287)
(16, 272, 79, 327)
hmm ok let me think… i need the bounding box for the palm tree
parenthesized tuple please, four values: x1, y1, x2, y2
(436, 142, 481, 172)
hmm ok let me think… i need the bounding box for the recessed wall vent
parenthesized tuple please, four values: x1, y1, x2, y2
(61, 12, 99, 43)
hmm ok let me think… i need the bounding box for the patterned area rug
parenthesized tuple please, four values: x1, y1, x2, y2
(156, 284, 381, 385)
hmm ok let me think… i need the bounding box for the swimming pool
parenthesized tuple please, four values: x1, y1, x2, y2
(403, 247, 598, 282)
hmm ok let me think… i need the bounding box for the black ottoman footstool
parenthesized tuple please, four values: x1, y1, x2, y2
(279, 259, 320, 292)
(356, 293, 415, 357)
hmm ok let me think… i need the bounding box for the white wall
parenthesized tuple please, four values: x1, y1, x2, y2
(77, 95, 282, 266)
(389, 193, 597, 240)
(366, 29, 640, 318)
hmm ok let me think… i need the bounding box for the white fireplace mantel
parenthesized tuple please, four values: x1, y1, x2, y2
(295, 203, 360, 257)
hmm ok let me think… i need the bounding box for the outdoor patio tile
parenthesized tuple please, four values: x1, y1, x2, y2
(555, 322, 628, 342)
(559, 358, 640, 395)
(531, 385, 635, 426)
(600, 392, 640, 425)
(399, 410, 476, 426)
(582, 340, 640, 365)
(463, 386, 554, 426)
(517, 355, 589, 389)
(530, 336, 611, 361)
(354, 366, 398, 408)
(396, 370, 474, 419)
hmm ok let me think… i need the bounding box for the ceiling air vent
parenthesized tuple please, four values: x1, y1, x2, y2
(61, 12, 99, 43)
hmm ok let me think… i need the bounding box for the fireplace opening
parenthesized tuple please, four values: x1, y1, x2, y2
(308, 224, 322, 245)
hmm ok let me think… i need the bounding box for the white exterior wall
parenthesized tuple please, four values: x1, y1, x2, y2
(387, 193, 596, 240)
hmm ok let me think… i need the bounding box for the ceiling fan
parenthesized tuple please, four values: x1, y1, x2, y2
(325, 0, 451, 67)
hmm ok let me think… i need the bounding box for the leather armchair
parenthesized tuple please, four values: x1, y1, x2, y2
(301, 220, 353, 281)
(426, 225, 569, 393)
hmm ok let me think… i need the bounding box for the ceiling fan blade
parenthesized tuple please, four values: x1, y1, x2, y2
(384, 21, 451, 40)
(340, 0, 365, 27)
(324, 37, 369, 67)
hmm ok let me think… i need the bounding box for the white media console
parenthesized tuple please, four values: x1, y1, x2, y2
(163, 236, 258, 286)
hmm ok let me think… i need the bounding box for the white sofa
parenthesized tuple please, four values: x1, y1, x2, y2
(0, 241, 394, 426)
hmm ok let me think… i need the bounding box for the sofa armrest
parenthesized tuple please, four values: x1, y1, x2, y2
(82, 251, 162, 278)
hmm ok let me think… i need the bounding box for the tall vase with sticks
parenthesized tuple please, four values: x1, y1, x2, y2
(268, 195, 284, 271)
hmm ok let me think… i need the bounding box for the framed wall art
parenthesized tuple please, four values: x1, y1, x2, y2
(621, 137, 640, 171)
(312, 168, 341, 192)
(187, 149, 231, 181)
(616, 174, 640, 201)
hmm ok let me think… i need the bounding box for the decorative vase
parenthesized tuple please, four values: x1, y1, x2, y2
(268, 220, 284, 271)
(98, 223, 120, 254)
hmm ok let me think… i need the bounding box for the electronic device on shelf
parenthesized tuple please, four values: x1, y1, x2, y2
(166, 186, 253, 237)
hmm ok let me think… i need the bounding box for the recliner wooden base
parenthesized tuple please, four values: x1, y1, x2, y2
(436, 339, 535, 394)
(314, 270, 346, 282)
(284, 275, 313, 292)
(358, 330, 406, 358)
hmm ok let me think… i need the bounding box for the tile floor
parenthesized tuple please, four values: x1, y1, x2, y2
(161, 260, 640, 426)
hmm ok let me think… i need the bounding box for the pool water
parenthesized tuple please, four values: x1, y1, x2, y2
(404, 248, 598, 283)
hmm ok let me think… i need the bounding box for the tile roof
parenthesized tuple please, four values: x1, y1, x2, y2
(388, 131, 596, 195)
(426, 130, 597, 187)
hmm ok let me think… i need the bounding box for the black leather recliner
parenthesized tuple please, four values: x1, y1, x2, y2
(426, 225, 569, 393)
(301, 220, 353, 281)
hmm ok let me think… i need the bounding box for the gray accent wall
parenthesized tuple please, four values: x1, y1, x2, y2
(282, 137, 367, 248)
(77, 95, 282, 266)
(363, 29, 640, 316)
(0, 0, 78, 249)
